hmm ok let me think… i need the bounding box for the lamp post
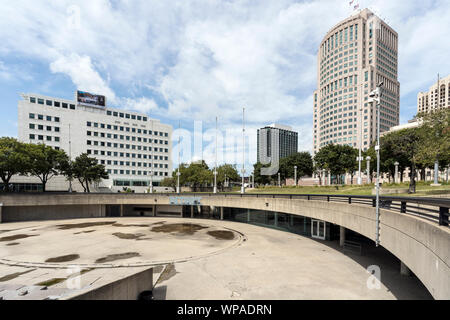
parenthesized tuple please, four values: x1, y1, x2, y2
(294, 166, 297, 187)
(278, 172, 281, 188)
(394, 161, 399, 184)
(213, 116, 218, 194)
(241, 107, 246, 194)
(68, 124, 73, 193)
(176, 121, 181, 194)
(150, 119, 154, 194)
(366, 156, 371, 184)
(369, 82, 383, 247)
(357, 80, 364, 185)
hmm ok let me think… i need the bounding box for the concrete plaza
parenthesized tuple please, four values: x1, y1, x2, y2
(0, 217, 431, 300)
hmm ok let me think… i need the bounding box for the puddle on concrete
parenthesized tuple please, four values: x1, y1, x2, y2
(113, 223, 150, 228)
(112, 232, 145, 240)
(95, 252, 140, 263)
(156, 264, 178, 285)
(45, 254, 80, 263)
(6, 242, 20, 246)
(35, 278, 66, 287)
(0, 269, 35, 282)
(207, 230, 235, 240)
(151, 223, 208, 235)
(0, 234, 37, 242)
(151, 221, 166, 225)
(74, 230, 96, 235)
(57, 221, 116, 230)
(136, 237, 153, 241)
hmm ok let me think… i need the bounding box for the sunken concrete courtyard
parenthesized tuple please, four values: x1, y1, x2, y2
(0, 217, 432, 300)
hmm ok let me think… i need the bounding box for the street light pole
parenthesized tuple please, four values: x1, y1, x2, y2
(357, 80, 363, 185)
(241, 107, 246, 194)
(150, 119, 154, 194)
(370, 82, 383, 247)
(68, 124, 72, 193)
(176, 121, 181, 194)
(294, 166, 297, 187)
(214, 116, 218, 194)
(278, 172, 281, 188)
(366, 156, 371, 184)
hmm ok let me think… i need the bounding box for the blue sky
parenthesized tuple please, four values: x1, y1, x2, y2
(1, 0, 449, 169)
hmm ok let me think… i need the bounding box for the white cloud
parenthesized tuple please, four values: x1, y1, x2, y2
(50, 53, 116, 103)
(1, 0, 450, 157)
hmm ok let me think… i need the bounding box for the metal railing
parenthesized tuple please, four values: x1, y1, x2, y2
(1, 192, 449, 227)
(176, 192, 450, 227)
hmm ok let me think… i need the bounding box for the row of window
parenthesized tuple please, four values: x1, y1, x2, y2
(87, 122, 168, 138)
(107, 169, 168, 177)
(86, 136, 169, 153)
(86, 146, 169, 160)
(105, 110, 147, 122)
(29, 134, 60, 142)
(29, 113, 60, 122)
(97, 158, 168, 169)
(86, 131, 168, 146)
(29, 123, 60, 132)
(29, 97, 76, 110)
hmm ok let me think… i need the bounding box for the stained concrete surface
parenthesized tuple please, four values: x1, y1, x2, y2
(0, 217, 432, 300)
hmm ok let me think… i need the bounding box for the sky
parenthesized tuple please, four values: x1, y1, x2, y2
(0, 0, 449, 171)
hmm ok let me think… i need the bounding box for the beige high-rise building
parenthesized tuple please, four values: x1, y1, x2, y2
(417, 74, 450, 114)
(313, 9, 400, 155)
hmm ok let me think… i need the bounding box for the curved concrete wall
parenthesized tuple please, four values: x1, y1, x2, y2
(0, 193, 449, 299)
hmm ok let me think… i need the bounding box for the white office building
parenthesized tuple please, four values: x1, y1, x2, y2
(13, 92, 172, 192)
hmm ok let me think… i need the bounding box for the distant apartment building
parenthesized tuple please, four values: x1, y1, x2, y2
(257, 124, 298, 165)
(313, 8, 400, 155)
(14, 92, 172, 192)
(417, 74, 450, 114)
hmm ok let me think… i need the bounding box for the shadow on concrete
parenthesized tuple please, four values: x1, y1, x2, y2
(152, 285, 167, 300)
(313, 236, 433, 300)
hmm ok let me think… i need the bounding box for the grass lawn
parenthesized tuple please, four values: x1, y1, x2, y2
(245, 181, 450, 197)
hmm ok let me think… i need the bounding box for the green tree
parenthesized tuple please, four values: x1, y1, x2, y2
(173, 160, 213, 188)
(313, 144, 358, 184)
(387, 128, 421, 193)
(253, 162, 273, 186)
(0, 137, 29, 192)
(160, 177, 175, 188)
(217, 164, 239, 189)
(72, 153, 109, 193)
(27, 143, 69, 192)
(417, 109, 450, 175)
(279, 152, 313, 181)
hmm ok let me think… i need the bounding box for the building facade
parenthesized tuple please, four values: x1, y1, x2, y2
(15, 93, 172, 192)
(313, 8, 400, 155)
(257, 124, 298, 165)
(417, 74, 450, 114)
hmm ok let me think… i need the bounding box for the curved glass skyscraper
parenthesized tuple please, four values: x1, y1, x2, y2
(313, 9, 399, 155)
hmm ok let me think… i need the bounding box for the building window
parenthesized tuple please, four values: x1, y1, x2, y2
(46, 136, 52, 141)
(29, 134, 35, 140)
(38, 99, 44, 105)
(29, 124, 35, 129)
(54, 117, 60, 122)
(46, 100, 52, 106)
(29, 113, 35, 119)
(38, 115, 44, 120)
(30, 97, 36, 103)
(54, 101, 60, 107)
(70, 104, 75, 110)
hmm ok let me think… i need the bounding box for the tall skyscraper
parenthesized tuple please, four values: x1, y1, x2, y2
(313, 8, 400, 155)
(417, 74, 450, 114)
(257, 124, 298, 165)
